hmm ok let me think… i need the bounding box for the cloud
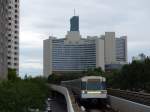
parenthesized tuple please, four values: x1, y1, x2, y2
(20, 0, 150, 76)
(20, 62, 42, 70)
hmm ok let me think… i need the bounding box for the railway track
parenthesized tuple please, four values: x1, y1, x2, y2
(108, 88, 150, 106)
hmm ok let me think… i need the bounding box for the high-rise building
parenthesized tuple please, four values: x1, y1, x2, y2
(43, 32, 104, 77)
(0, 0, 8, 79)
(7, 0, 20, 74)
(43, 16, 104, 77)
(104, 32, 116, 64)
(70, 16, 79, 31)
(116, 36, 127, 62)
(104, 34, 127, 71)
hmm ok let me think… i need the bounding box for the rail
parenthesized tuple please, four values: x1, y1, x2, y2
(108, 88, 150, 106)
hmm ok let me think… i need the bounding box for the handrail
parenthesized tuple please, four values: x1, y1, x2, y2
(49, 84, 74, 112)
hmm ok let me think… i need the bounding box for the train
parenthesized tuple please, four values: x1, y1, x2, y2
(61, 76, 107, 102)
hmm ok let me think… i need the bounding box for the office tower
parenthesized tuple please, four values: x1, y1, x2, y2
(70, 16, 79, 31)
(116, 36, 127, 62)
(0, 0, 8, 79)
(104, 32, 116, 64)
(7, 0, 20, 74)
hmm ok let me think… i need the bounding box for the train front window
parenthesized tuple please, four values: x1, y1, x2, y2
(87, 82, 101, 90)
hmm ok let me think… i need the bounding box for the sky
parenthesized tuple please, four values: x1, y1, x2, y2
(20, 0, 150, 77)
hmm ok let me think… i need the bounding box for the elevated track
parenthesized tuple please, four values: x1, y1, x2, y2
(108, 88, 150, 106)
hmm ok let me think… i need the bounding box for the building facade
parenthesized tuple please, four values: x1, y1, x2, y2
(0, 0, 8, 79)
(44, 31, 105, 77)
(104, 32, 116, 64)
(116, 36, 127, 62)
(7, 0, 20, 74)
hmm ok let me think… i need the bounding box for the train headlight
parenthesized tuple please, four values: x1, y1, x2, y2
(82, 90, 87, 94)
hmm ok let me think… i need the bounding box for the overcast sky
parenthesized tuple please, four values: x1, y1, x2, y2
(20, 0, 150, 77)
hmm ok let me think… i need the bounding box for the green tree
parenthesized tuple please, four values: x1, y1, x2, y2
(7, 68, 19, 81)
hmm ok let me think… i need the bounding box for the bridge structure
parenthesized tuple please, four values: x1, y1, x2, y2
(48, 84, 150, 112)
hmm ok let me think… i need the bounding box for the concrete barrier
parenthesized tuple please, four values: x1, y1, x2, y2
(49, 84, 75, 112)
(109, 95, 150, 112)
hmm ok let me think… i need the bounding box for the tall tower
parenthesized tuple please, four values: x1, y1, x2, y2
(7, 0, 20, 74)
(104, 32, 116, 64)
(70, 16, 79, 31)
(116, 36, 127, 62)
(0, 0, 8, 79)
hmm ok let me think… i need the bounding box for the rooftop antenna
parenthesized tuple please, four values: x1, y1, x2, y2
(74, 8, 76, 16)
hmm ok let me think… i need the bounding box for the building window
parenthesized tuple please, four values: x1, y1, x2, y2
(15, 25, 18, 28)
(8, 45, 11, 48)
(8, 6, 11, 9)
(15, 5, 17, 8)
(8, 39, 11, 42)
(15, 15, 18, 18)
(15, 31, 18, 34)
(8, 56, 11, 59)
(15, 10, 18, 13)
(14, 41, 18, 44)
(14, 63, 18, 66)
(14, 36, 18, 39)
(8, 17, 11, 20)
(8, 62, 11, 65)
(14, 58, 18, 60)
(15, 20, 18, 24)
(14, 47, 18, 50)
(14, 52, 18, 55)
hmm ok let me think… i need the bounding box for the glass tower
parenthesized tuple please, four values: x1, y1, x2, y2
(70, 16, 79, 31)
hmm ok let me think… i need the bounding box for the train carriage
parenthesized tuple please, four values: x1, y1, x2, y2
(61, 76, 107, 100)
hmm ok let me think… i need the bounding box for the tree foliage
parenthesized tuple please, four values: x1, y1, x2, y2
(106, 58, 150, 92)
(7, 68, 20, 81)
(0, 76, 48, 112)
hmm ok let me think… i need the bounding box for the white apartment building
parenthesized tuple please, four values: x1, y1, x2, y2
(0, 0, 8, 79)
(7, 0, 20, 74)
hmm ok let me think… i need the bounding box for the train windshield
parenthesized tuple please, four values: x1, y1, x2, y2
(87, 82, 101, 90)
(87, 79, 106, 90)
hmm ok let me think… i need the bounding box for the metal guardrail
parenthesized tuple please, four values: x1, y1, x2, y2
(48, 84, 83, 112)
(108, 88, 150, 106)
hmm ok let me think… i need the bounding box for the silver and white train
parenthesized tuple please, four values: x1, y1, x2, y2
(61, 76, 107, 100)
